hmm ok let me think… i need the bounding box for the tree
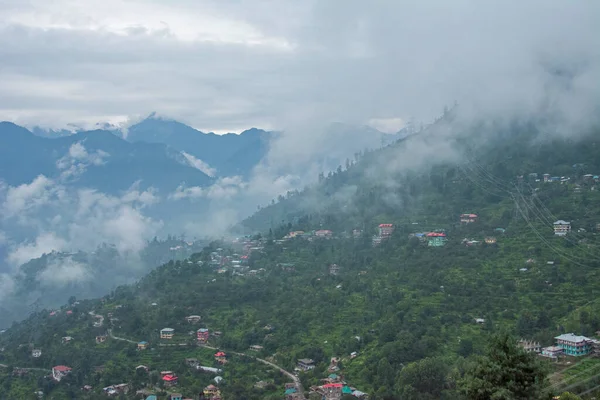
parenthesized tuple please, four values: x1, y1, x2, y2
(395, 357, 449, 399)
(459, 332, 550, 400)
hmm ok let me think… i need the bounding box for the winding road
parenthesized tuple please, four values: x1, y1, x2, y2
(199, 343, 306, 399)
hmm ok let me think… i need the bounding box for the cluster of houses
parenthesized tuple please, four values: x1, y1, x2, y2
(409, 231, 448, 247)
(519, 333, 600, 360)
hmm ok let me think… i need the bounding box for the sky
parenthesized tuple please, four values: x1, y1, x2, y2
(1, 0, 598, 133)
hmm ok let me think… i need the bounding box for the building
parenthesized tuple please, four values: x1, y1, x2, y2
(169, 394, 183, 400)
(378, 224, 394, 237)
(541, 346, 563, 359)
(426, 232, 447, 247)
(32, 349, 42, 358)
(96, 335, 107, 344)
(197, 328, 209, 343)
(52, 365, 72, 382)
(214, 351, 227, 364)
(322, 383, 343, 400)
(474, 318, 485, 324)
(315, 230, 333, 238)
(555, 333, 592, 356)
(161, 374, 178, 386)
(137, 341, 148, 350)
(329, 264, 341, 276)
(249, 345, 264, 351)
(518, 339, 541, 353)
(160, 328, 175, 339)
(297, 358, 315, 371)
(485, 237, 497, 244)
(61, 336, 73, 344)
(185, 315, 201, 324)
(553, 220, 571, 236)
(543, 173, 551, 182)
(460, 214, 478, 224)
(203, 384, 221, 399)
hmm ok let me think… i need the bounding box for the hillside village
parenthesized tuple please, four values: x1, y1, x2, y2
(2, 131, 600, 399)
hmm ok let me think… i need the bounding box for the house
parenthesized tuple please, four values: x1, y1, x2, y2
(350, 351, 358, 358)
(214, 351, 227, 364)
(555, 333, 592, 356)
(352, 229, 362, 238)
(378, 224, 394, 237)
(460, 213, 478, 223)
(329, 264, 341, 275)
(485, 237, 497, 244)
(137, 341, 148, 350)
(145, 395, 157, 400)
(543, 173, 551, 182)
(32, 349, 42, 358)
(135, 365, 149, 372)
(160, 328, 175, 339)
(249, 345, 264, 351)
(96, 335, 107, 344)
(553, 220, 571, 236)
(185, 315, 201, 324)
(426, 232, 447, 247)
(203, 384, 221, 399)
(213, 331, 222, 337)
(162, 374, 178, 386)
(322, 383, 343, 400)
(62, 336, 73, 344)
(169, 394, 183, 400)
(297, 358, 315, 371)
(52, 365, 72, 382)
(474, 318, 485, 324)
(315, 230, 333, 238)
(541, 346, 563, 359)
(197, 328, 209, 343)
(518, 339, 541, 353)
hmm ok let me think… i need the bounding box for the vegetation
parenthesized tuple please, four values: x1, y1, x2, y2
(2, 122, 600, 398)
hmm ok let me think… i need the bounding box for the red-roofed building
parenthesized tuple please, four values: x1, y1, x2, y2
(426, 232, 447, 247)
(378, 224, 394, 237)
(162, 374, 178, 386)
(322, 383, 344, 399)
(214, 351, 227, 364)
(52, 365, 72, 382)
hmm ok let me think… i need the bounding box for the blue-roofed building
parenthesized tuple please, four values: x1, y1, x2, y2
(145, 395, 157, 400)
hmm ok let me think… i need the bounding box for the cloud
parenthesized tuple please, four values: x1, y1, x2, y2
(7, 232, 68, 266)
(56, 142, 110, 180)
(2, 175, 57, 218)
(0, 0, 597, 135)
(1, 176, 163, 266)
(181, 151, 217, 177)
(37, 257, 92, 286)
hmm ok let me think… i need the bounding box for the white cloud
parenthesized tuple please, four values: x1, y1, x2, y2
(181, 151, 217, 177)
(368, 118, 405, 134)
(2, 175, 55, 218)
(37, 257, 92, 286)
(1, 176, 163, 266)
(56, 142, 110, 180)
(7, 232, 68, 266)
(0, 0, 597, 134)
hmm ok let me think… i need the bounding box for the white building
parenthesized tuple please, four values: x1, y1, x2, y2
(553, 220, 571, 236)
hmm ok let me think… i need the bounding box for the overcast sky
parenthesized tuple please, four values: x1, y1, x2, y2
(0, 0, 598, 133)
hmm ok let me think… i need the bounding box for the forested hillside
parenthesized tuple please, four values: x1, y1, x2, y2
(1, 120, 600, 399)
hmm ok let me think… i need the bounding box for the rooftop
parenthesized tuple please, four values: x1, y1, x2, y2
(555, 333, 590, 343)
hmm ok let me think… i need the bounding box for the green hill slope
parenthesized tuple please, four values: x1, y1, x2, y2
(1, 119, 600, 399)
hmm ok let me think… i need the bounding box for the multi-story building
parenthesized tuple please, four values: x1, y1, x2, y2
(52, 365, 72, 382)
(378, 224, 394, 237)
(518, 339, 541, 353)
(553, 220, 571, 236)
(160, 328, 175, 340)
(555, 333, 592, 356)
(197, 328, 209, 343)
(426, 232, 447, 247)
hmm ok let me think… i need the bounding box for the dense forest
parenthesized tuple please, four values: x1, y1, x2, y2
(1, 119, 600, 399)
